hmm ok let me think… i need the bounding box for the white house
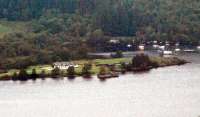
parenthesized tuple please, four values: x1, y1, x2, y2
(53, 62, 79, 70)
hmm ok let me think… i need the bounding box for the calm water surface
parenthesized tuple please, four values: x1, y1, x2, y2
(0, 53, 200, 117)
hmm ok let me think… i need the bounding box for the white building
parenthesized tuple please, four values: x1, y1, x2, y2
(53, 62, 79, 70)
(109, 39, 120, 44)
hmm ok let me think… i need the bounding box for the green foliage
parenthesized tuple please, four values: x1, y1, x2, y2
(0, 0, 199, 40)
(82, 63, 92, 75)
(132, 54, 151, 68)
(99, 66, 107, 75)
(12, 71, 18, 81)
(39, 70, 46, 79)
(0, 0, 199, 71)
(67, 66, 75, 76)
(30, 69, 38, 80)
(51, 67, 61, 78)
(18, 69, 29, 81)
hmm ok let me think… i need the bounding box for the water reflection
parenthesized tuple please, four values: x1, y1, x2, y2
(66, 76, 75, 82)
(83, 77, 93, 81)
(19, 81, 28, 85)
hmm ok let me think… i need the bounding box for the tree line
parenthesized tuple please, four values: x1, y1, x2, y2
(1, 0, 200, 37)
(0, 0, 200, 71)
(4, 62, 92, 81)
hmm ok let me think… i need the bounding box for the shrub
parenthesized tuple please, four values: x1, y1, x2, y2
(122, 63, 132, 71)
(39, 70, 46, 79)
(120, 62, 126, 69)
(150, 61, 159, 68)
(12, 72, 18, 81)
(120, 62, 130, 73)
(132, 54, 151, 68)
(82, 63, 92, 76)
(18, 69, 29, 81)
(99, 66, 107, 75)
(51, 67, 60, 78)
(67, 66, 75, 77)
(30, 69, 38, 80)
(109, 65, 116, 71)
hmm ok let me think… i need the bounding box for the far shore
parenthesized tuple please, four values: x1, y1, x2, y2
(0, 55, 188, 81)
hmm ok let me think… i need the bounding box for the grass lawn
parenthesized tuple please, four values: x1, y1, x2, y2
(95, 58, 131, 65)
(72, 58, 132, 75)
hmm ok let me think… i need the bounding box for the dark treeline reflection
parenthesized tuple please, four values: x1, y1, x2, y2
(10, 66, 95, 82)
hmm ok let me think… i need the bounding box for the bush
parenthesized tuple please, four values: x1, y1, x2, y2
(12, 72, 18, 81)
(150, 61, 159, 68)
(30, 69, 38, 80)
(120, 62, 132, 71)
(51, 67, 60, 78)
(99, 66, 107, 75)
(120, 62, 126, 69)
(82, 63, 92, 76)
(132, 54, 151, 68)
(18, 69, 29, 81)
(67, 66, 75, 77)
(39, 70, 46, 79)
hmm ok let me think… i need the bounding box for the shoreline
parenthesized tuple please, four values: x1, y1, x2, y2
(0, 56, 188, 81)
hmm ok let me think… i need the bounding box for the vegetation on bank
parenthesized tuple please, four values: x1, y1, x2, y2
(0, 0, 200, 72)
(0, 55, 187, 81)
(0, 58, 131, 76)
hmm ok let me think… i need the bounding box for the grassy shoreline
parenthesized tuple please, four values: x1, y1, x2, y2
(0, 56, 187, 81)
(0, 58, 131, 77)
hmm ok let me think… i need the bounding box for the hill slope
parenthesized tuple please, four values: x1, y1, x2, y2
(0, 21, 28, 38)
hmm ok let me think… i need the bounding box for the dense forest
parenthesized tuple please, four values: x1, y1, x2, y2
(0, 0, 200, 70)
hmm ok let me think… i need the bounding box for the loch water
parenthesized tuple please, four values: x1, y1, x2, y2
(0, 53, 200, 117)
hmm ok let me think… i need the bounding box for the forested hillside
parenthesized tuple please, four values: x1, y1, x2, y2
(0, 0, 200, 70)
(1, 0, 200, 37)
